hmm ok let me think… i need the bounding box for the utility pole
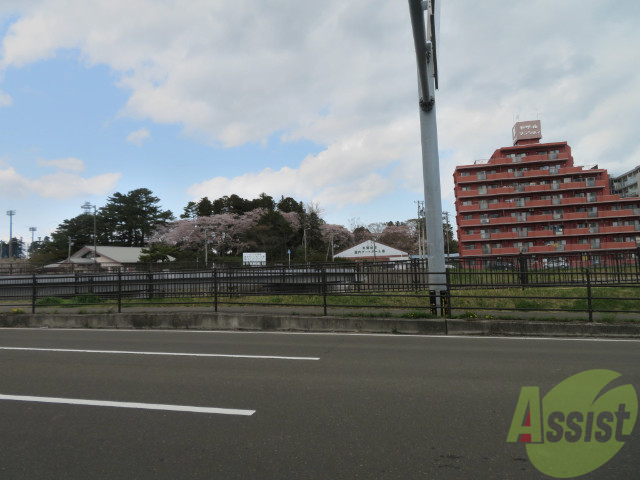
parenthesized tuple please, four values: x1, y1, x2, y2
(6, 210, 15, 259)
(442, 211, 451, 261)
(414, 200, 425, 259)
(408, 0, 446, 298)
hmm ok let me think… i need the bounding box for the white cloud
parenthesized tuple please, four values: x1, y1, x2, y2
(0, 164, 120, 199)
(37, 157, 85, 172)
(30, 172, 121, 199)
(0, 89, 11, 106)
(126, 127, 150, 146)
(188, 118, 420, 209)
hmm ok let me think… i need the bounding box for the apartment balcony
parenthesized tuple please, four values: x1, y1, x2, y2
(457, 204, 477, 212)
(600, 225, 638, 234)
(524, 184, 551, 193)
(599, 209, 638, 218)
(527, 214, 553, 223)
(456, 190, 478, 198)
(462, 234, 484, 242)
(564, 212, 591, 221)
(563, 228, 591, 236)
(526, 199, 553, 208)
(600, 241, 637, 250)
(487, 186, 513, 195)
(486, 172, 514, 181)
(491, 247, 520, 256)
(527, 230, 554, 238)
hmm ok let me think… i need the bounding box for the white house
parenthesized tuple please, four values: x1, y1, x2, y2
(50, 246, 153, 270)
(334, 240, 409, 262)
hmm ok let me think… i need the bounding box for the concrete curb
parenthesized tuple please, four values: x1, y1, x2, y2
(0, 312, 639, 338)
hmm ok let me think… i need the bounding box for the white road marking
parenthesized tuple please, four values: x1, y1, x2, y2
(0, 346, 319, 360)
(0, 394, 255, 416)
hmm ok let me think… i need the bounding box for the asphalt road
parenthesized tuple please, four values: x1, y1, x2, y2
(0, 328, 638, 479)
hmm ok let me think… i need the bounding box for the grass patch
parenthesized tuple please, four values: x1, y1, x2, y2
(35, 297, 65, 306)
(73, 294, 102, 304)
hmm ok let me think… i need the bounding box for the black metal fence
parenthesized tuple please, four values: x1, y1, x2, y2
(1, 257, 640, 322)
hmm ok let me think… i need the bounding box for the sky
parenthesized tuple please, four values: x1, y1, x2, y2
(1, 0, 639, 248)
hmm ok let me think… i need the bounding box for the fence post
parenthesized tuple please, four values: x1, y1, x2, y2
(214, 268, 218, 312)
(322, 267, 327, 316)
(147, 272, 154, 300)
(586, 268, 593, 323)
(117, 268, 122, 314)
(31, 273, 36, 314)
(445, 268, 452, 320)
(518, 254, 528, 289)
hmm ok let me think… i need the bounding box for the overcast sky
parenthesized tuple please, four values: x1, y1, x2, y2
(1, 1, 639, 246)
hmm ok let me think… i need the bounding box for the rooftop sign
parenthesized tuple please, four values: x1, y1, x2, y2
(512, 120, 542, 145)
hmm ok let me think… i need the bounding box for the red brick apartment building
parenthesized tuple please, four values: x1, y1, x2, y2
(453, 121, 640, 259)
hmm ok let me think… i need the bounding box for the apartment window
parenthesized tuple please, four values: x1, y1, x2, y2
(461, 186, 471, 191)
(462, 200, 472, 206)
(463, 214, 473, 220)
(460, 171, 470, 177)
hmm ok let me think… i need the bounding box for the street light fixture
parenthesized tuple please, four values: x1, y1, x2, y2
(81, 202, 97, 266)
(6, 210, 15, 259)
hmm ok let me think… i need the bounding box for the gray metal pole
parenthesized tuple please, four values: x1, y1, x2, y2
(6, 210, 15, 259)
(418, 67, 446, 290)
(408, 1, 446, 295)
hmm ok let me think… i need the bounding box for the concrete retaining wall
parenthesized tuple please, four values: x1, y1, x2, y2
(0, 312, 639, 338)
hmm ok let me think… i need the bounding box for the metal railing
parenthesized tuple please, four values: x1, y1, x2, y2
(1, 255, 640, 322)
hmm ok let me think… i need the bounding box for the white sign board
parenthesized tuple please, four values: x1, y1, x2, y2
(243, 252, 266, 266)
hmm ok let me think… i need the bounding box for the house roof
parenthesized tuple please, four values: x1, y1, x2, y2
(334, 240, 408, 259)
(71, 246, 144, 264)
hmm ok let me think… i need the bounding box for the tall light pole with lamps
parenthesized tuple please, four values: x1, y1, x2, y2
(29, 227, 37, 256)
(6, 210, 15, 259)
(81, 202, 98, 267)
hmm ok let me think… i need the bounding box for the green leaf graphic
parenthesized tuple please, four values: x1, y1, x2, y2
(526, 369, 637, 478)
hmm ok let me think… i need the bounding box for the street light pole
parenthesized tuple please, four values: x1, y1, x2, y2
(81, 202, 97, 267)
(6, 210, 15, 259)
(408, 0, 446, 299)
(29, 227, 37, 256)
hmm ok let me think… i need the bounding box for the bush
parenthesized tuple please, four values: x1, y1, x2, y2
(73, 294, 102, 304)
(35, 297, 65, 306)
